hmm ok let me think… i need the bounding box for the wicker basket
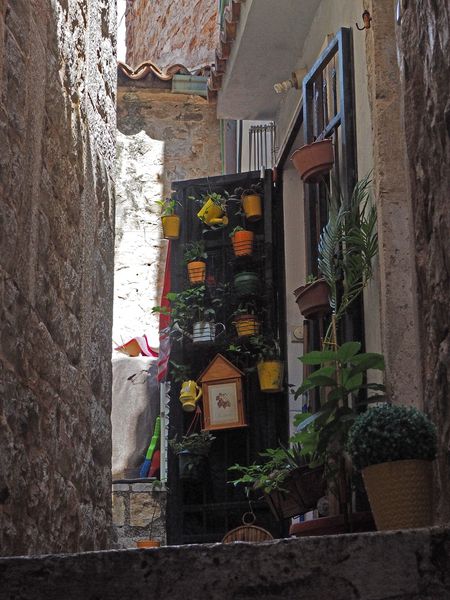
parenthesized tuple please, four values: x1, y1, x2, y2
(222, 513, 273, 544)
(362, 459, 433, 531)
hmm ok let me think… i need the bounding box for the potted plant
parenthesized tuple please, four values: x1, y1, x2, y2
(169, 432, 215, 482)
(241, 186, 262, 222)
(234, 271, 260, 297)
(196, 192, 229, 226)
(250, 335, 284, 393)
(155, 197, 181, 240)
(136, 480, 165, 548)
(293, 275, 330, 319)
(233, 304, 260, 338)
(291, 137, 334, 183)
(184, 241, 207, 284)
(346, 403, 437, 531)
(229, 414, 324, 520)
(156, 285, 225, 344)
(229, 226, 254, 257)
(318, 173, 378, 344)
(294, 341, 386, 527)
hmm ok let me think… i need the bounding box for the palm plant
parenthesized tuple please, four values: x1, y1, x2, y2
(318, 173, 378, 344)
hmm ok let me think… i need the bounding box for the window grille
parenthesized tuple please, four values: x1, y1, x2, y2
(248, 123, 276, 171)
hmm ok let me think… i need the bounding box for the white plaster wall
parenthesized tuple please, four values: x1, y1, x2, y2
(276, 0, 382, 427)
(114, 130, 167, 350)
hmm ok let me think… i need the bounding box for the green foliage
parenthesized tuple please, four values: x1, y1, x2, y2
(347, 403, 437, 470)
(318, 173, 378, 334)
(155, 197, 179, 216)
(229, 225, 246, 237)
(305, 274, 318, 284)
(168, 361, 191, 384)
(166, 285, 217, 328)
(183, 240, 207, 263)
(169, 431, 215, 456)
(228, 413, 321, 494)
(294, 342, 386, 486)
(249, 335, 281, 361)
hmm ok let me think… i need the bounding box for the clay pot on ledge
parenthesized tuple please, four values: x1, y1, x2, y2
(291, 138, 334, 183)
(293, 279, 330, 319)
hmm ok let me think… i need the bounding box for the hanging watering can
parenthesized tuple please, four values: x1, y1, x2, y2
(197, 198, 229, 226)
(179, 380, 202, 412)
(192, 321, 225, 343)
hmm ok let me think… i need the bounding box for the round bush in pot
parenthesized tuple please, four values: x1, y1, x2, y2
(347, 403, 437, 531)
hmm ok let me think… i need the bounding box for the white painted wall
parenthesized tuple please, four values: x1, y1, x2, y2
(276, 0, 382, 435)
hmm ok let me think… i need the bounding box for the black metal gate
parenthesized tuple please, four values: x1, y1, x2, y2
(166, 169, 288, 544)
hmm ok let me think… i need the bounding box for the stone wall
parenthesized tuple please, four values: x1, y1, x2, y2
(125, 0, 219, 70)
(1, 527, 450, 599)
(112, 482, 167, 548)
(396, 0, 450, 523)
(114, 81, 221, 350)
(364, 0, 422, 407)
(0, 0, 116, 555)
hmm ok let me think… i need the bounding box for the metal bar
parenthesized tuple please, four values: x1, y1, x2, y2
(338, 27, 357, 202)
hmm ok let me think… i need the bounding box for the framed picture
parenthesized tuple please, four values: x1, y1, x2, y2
(198, 354, 247, 431)
(202, 377, 247, 431)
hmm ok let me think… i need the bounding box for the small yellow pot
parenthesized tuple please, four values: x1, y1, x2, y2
(242, 194, 262, 222)
(197, 198, 225, 225)
(187, 260, 206, 284)
(161, 215, 180, 240)
(257, 360, 284, 393)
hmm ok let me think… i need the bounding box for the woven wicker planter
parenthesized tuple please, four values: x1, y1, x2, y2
(362, 459, 433, 531)
(291, 138, 334, 183)
(293, 279, 330, 319)
(265, 465, 325, 520)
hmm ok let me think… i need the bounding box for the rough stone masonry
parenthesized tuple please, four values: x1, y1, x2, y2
(0, 0, 117, 555)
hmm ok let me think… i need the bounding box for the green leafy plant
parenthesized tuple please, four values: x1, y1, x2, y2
(228, 413, 320, 494)
(168, 361, 191, 384)
(155, 197, 179, 216)
(249, 335, 281, 361)
(183, 240, 207, 264)
(305, 274, 318, 284)
(294, 341, 385, 512)
(153, 284, 225, 336)
(169, 431, 215, 456)
(318, 173, 378, 343)
(347, 403, 437, 471)
(229, 225, 246, 237)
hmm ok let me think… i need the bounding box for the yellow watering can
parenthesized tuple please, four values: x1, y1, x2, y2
(180, 380, 202, 412)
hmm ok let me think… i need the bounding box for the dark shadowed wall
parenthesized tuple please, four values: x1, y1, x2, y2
(396, 0, 450, 522)
(0, 0, 117, 555)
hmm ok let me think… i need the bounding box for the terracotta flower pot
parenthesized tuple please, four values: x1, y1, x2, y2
(293, 279, 330, 319)
(231, 230, 254, 256)
(291, 138, 334, 183)
(161, 215, 180, 240)
(187, 260, 206, 284)
(362, 459, 433, 531)
(289, 511, 375, 537)
(136, 540, 161, 548)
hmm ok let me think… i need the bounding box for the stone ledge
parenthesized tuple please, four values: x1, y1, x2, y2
(0, 528, 450, 599)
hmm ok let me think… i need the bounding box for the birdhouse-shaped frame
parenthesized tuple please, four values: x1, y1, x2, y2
(198, 354, 247, 431)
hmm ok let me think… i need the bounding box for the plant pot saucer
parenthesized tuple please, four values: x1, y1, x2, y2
(289, 511, 375, 537)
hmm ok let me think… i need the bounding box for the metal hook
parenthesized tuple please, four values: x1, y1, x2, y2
(356, 10, 372, 30)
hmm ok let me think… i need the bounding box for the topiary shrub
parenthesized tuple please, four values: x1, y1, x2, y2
(347, 403, 437, 470)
